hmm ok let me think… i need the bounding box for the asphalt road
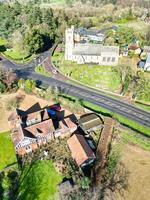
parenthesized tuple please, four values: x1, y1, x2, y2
(1, 51, 150, 129)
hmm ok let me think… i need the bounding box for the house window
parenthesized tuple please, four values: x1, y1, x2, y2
(26, 145, 31, 150)
(107, 57, 111, 62)
(112, 57, 115, 62)
(102, 57, 106, 62)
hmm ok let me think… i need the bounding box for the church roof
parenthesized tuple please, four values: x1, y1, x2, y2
(75, 27, 97, 36)
(72, 44, 119, 56)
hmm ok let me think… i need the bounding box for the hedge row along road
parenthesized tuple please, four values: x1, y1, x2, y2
(1, 49, 150, 129)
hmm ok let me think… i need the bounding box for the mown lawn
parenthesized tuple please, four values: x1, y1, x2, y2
(52, 52, 121, 92)
(18, 160, 63, 200)
(3, 49, 32, 63)
(0, 131, 16, 170)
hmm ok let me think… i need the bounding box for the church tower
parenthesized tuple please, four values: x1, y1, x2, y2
(65, 26, 74, 61)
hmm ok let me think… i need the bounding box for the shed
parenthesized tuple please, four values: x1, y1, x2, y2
(78, 113, 103, 133)
(58, 180, 74, 197)
(67, 134, 96, 167)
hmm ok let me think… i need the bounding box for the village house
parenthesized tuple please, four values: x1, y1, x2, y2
(67, 133, 96, 168)
(74, 27, 105, 43)
(8, 107, 77, 156)
(65, 26, 119, 66)
(138, 46, 150, 71)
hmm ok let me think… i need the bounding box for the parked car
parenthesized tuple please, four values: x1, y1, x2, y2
(49, 104, 61, 111)
(52, 69, 58, 74)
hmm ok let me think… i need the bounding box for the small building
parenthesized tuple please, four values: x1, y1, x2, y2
(138, 61, 146, 69)
(143, 46, 150, 53)
(128, 45, 141, 55)
(67, 134, 96, 167)
(144, 53, 150, 71)
(78, 113, 103, 134)
(58, 180, 75, 198)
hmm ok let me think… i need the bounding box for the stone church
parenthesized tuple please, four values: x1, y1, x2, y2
(65, 26, 119, 66)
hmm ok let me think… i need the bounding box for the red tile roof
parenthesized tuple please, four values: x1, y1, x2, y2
(21, 109, 49, 123)
(24, 119, 54, 137)
(67, 134, 95, 166)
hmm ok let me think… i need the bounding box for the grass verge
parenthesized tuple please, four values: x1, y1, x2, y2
(0, 131, 16, 170)
(35, 65, 51, 77)
(120, 131, 150, 152)
(59, 94, 150, 137)
(134, 102, 150, 112)
(83, 101, 150, 137)
(3, 49, 32, 63)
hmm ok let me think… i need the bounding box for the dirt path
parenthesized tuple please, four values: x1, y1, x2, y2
(114, 144, 150, 200)
(92, 118, 115, 185)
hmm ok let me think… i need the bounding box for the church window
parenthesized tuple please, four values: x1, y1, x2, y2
(107, 57, 111, 62)
(102, 57, 106, 62)
(112, 57, 115, 62)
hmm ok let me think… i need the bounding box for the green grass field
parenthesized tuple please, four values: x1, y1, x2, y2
(121, 131, 150, 152)
(115, 19, 148, 34)
(0, 131, 16, 170)
(3, 49, 32, 63)
(52, 52, 121, 92)
(0, 37, 32, 63)
(0, 38, 7, 46)
(18, 160, 62, 200)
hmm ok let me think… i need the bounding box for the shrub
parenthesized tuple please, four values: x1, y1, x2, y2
(24, 79, 36, 94)
(0, 81, 6, 93)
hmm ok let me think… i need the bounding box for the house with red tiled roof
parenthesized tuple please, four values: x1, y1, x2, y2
(9, 107, 77, 156)
(67, 134, 96, 167)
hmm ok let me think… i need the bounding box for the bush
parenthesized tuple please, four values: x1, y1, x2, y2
(0, 81, 6, 93)
(35, 66, 50, 77)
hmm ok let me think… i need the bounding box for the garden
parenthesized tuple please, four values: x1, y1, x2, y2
(0, 131, 17, 171)
(18, 160, 63, 200)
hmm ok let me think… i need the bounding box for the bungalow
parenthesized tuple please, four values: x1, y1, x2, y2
(67, 134, 96, 167)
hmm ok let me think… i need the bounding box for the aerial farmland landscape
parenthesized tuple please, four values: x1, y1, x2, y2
(0, 0, 150, 200)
